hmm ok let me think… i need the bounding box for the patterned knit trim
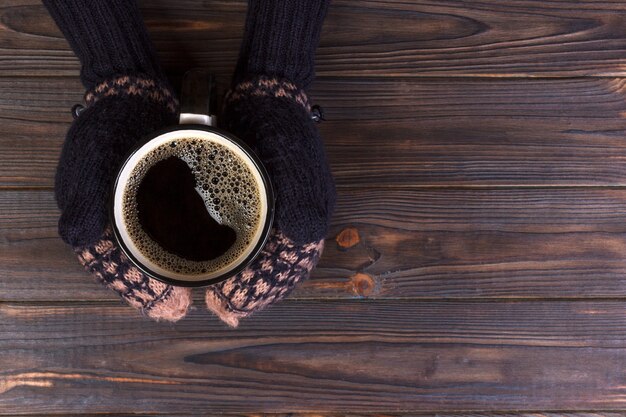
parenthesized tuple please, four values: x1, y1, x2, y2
(84, 75, 179, 113)
(74, 226, 190, 322)
(224, 76, 311, 112)
(205, 228, 324, 327)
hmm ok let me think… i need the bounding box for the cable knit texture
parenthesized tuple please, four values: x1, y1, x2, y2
(233, 0, 330, 89)
(42, 0, 167, 90)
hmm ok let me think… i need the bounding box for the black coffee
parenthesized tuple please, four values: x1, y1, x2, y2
(136, 156, 237, 262)
(121, 136, 263, 275)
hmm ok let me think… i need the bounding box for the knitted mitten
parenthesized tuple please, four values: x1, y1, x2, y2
(44, 0, 191, 321)
(206, 0, 336, 326)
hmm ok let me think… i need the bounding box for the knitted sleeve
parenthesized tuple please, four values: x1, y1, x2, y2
(232, 0, 331, 90)
(42, 0, 167, 89)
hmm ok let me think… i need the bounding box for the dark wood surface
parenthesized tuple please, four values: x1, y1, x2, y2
(2, 301, 626, 414)
(1, 0, 626, 415)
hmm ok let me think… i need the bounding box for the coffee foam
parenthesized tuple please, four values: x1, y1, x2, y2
(120, 134, 264, 278)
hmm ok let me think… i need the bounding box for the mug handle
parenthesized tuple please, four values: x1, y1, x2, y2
(179, 69, 217, 127)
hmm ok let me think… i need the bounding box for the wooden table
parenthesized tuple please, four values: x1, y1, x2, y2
(1, 0, 625, 415)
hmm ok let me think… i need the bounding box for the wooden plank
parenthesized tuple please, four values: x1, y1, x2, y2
(5, 0, 626, 78)
(3, 188, 626, 302)
(0, 300, 625, 413)
(232, 411, 626, 417)
(317, 77, 626, 187)
(3, 410, 624, 415)
(235, 411, 626, 417)
(3, 412, 626, 416)
(35, 414, 626, 417)
(235, 415, 626, 417)
(3, 414, 626, 417)
(4, 77, 626, 188)
(236, 415, 626, 417)
(0, 77, 75, 187)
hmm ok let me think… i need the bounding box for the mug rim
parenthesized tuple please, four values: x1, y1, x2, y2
(109, 123, 275, 288)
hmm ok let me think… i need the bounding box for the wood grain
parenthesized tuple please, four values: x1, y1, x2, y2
(1, 413, 625, 417)
(317, 77, 626, 187)
(5, 77, 626, 187)
(5, 0, 626, 78)
(1, 300, 625, 414)
(238, 415, 626, 417)
(3, 188, 626, 302)
(234, 415, 626, 417)
(236, 415, 626, 417)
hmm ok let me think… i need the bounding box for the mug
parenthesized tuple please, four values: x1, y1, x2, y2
(109, 69, 275, 287)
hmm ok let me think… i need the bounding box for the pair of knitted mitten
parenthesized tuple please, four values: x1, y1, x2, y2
(44, 0, 335, 326)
